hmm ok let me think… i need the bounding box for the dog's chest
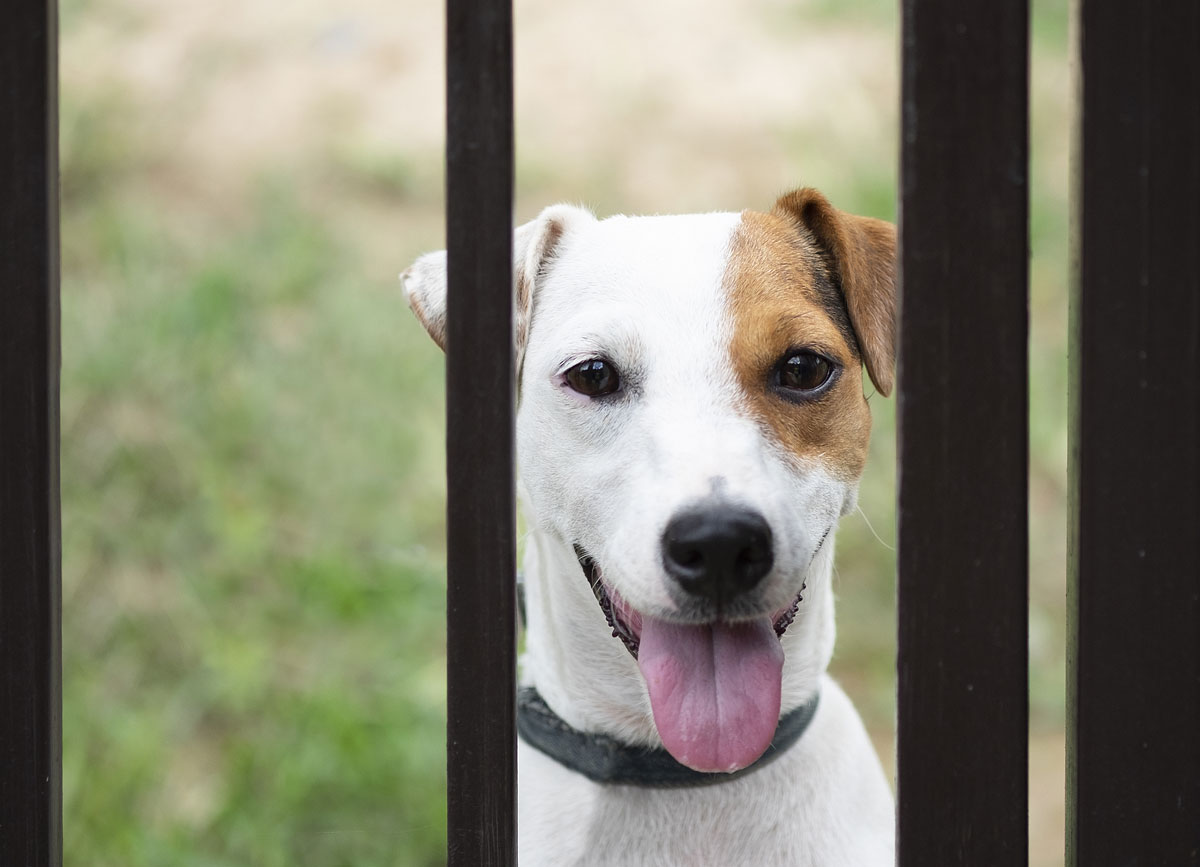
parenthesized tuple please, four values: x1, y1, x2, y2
(518, 747, 805, 867)
(516, 711, 893, 867)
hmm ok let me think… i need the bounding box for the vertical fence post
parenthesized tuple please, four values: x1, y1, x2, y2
(1067, 3, 1200, 864)
(896, 0, 1029, 863)
(0, 0, 62, 863)
(445, 0, 516, 863)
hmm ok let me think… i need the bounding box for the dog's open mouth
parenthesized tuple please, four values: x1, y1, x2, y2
(574, 545, 806, 773)
(574, 545, 804, 660)
(575, 546, 644, 657)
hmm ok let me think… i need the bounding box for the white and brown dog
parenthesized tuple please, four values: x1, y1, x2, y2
(402, 188, 895, 866)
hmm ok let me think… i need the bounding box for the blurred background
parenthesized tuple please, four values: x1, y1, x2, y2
(60, 0, 1070, 863)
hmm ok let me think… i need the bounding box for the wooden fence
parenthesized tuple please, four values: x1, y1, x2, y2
(1, 0, 62, 863)
(2, 0, 1196, 864)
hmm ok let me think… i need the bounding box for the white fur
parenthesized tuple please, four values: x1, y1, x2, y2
(402, 205, 894, 866)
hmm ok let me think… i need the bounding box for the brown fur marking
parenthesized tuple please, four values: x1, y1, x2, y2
(772, 188, 897, 397)
(725, 190, 897, 480)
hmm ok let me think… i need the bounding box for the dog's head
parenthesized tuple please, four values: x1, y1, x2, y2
(403, 188, 895, 772)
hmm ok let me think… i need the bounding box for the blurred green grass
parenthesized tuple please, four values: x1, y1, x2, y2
(62, 184, 451, 865)
(60, 0, 1070, 863)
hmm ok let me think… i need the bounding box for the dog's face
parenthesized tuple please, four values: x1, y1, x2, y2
(403, 188, 895, 772)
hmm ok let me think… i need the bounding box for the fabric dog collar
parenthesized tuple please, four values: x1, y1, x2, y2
(516, 686, 820, 788)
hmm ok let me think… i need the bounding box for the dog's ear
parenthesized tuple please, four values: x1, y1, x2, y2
(773, 187, 897, 397)
(400, 204, 592, 363)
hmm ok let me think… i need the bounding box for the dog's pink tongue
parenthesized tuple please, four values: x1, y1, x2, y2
(637, 615, 784, 773)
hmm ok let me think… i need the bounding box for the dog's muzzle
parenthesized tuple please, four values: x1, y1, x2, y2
(573, 512, 813, 773)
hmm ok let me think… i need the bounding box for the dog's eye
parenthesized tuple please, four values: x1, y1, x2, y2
(775, 351, 835, 394)
(565, 359, 621, 397)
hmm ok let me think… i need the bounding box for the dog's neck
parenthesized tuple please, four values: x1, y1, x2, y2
(517, 523, 838, 748)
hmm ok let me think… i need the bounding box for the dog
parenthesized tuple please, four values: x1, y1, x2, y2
(402, 187, 895, 866)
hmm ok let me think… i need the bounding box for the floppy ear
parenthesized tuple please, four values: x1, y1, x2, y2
(400, 203, 592, 366)
(773, 187, 897, 397)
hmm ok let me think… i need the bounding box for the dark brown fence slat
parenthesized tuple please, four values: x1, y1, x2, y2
(1067, 3, 1200, 864)
(445, 0, 516, 862)
(0, 0, 62, 864)
(897, 1, 1029, 863)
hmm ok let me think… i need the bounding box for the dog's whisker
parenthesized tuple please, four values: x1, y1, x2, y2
(855, 504, 896, 553)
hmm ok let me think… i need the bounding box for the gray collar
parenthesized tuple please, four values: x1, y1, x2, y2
(516, 686, 820, 788)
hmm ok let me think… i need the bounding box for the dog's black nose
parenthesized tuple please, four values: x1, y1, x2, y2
(661, 507, 774, 605)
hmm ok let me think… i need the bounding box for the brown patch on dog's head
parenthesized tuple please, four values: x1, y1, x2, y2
(773, 188, 897, 396)
(725, 188, 897, 480)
